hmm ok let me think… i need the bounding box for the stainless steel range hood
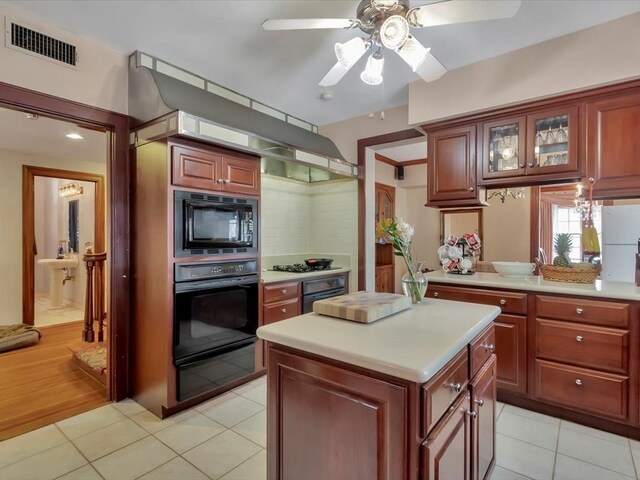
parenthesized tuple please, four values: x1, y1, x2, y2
(128, 52, 356, 180)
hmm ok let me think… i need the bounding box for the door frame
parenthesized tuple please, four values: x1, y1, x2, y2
(23, 166, 106, 326)
(0, 81, 129, 402)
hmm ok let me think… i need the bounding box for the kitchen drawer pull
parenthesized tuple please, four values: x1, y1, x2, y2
(433, 292, 439, 298)
(576, 335, 583, 342)
(576, 307, 584, 314)
(481, 343, 495, 352)
(499, 299, 506, 305)
(575, 379, 583, 386)
(281, 308, 287, 313)
(466, 410, 478, 419)
(446, 382, 463, 393)
(281, 289, 287, 294)
(474, 399, 484, 407)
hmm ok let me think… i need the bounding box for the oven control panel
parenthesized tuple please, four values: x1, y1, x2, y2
(175, 259, 259, 282)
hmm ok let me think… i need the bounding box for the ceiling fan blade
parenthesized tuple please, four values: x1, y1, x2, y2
(415, 51, 447, 82)
(407, 0, 522, 28)
(319, 62, 351, 87)
(261, 18, 356, 30)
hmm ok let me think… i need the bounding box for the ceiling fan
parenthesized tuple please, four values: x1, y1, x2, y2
(262, 0, 521, 87)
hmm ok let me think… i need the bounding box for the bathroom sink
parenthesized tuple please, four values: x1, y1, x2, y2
(38, 257, 79, 269)
(37, 257, 80, 309)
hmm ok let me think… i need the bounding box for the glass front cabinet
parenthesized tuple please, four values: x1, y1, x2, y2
(481, 106, 580, 183)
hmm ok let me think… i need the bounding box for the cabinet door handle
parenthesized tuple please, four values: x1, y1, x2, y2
(433, 292, 439, 298)
(281, 308, 287, 313)
(446, 382, 463, 393)
(576, 335, 583, 342)
(217, 178, 224, 183)
(576, 308, 584, 315)
(223, 179, 230, 184)
(466, 410, 478, 419)
(528, 162, 534, 168)
(575, 379, 583, 386)
(474, 399, 484, 407)
(481, 343, 495, 352)
(468, 187, 475, 192)
(281, 289, 287, 294)
(519, 163, 525, 169)
(499, 299, 506, 305)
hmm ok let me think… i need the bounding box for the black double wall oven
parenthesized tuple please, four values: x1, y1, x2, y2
(174, 190, 259, 402)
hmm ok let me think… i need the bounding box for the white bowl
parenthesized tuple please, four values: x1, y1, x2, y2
(492, 261, 535, 277)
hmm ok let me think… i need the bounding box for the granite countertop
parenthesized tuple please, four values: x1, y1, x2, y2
(261, 267, 351, 284)
(426, 270, 640, 301)
(257, 298, 499, 384)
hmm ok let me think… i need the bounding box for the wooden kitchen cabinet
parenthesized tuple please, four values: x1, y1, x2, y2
(479, 106, 581, 186)
(427, 285, 527, 394)
(422, 393, 472, 480)
(586, 90, 640, 198)
(470, 355, 497, 480)
(375, 183, 396, 293)
(171, 140, 260, 195)
(375, 264, 394, 293)
(533, 294, 631, 421)
(427, 124, 484, 207)
(262, 281, 301, 325)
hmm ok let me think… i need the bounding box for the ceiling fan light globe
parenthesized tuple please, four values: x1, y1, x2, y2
(360, 53, 384, 85)
(397, 35, 428, 72)
(335, 37, 367, 69)
(380, 15, 410, 50)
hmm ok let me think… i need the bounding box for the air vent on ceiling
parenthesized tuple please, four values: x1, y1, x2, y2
(7, 21, 77, 67)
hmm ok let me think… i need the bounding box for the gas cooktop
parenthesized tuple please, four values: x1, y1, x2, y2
(270, 264, 340, 273)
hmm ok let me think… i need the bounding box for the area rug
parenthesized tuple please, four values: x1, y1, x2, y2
(69, 343, 107, 386)
(0, 324, 41, 353)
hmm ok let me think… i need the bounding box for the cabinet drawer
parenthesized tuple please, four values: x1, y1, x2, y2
(534, 359, 628, 420)
(536, 295, 629, 328)
(536, 319, 629, 374)
(470, 325, 496, 380)
(263, 281, 300, 304)
(422, 349, 469, 437)
(264, 298, 301, 325)
(427, 285, 527, 315)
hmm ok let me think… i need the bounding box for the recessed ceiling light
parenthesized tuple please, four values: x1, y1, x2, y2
(66, 133, 84, 140)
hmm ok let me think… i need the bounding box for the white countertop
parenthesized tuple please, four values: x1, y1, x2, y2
(257, 298, 499, 384)
(261, 267, 351, 284)
(426, 270, 640, 301)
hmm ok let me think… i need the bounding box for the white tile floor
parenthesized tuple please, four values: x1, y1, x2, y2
(2, 377, 639, 480)
(34, 293, 85, 327)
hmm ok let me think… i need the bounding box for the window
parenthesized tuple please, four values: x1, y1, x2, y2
(552, 205, 602, 262)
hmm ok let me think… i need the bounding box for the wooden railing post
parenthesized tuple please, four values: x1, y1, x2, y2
(83, 252, 107, 343)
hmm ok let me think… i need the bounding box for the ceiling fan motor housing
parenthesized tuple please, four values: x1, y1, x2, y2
(356, 0, 411, 35)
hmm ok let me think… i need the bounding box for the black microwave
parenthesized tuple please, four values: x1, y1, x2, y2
(175, 190, 258, 257)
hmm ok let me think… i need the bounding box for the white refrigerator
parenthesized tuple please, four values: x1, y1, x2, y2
(601, 205, 640, 282)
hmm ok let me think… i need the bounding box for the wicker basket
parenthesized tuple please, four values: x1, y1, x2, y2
(534, 259, 601, 284)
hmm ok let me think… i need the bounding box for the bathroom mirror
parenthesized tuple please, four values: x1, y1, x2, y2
(68, 199, 79, 254)
(440, 208, 483, 260)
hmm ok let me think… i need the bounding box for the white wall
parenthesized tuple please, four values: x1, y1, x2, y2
(0, 149, 105, 325)
(0, 5, 128, 114)
(409, 13, 640, 125)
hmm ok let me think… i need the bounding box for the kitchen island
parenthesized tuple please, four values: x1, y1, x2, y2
(257, 298, 501, 480)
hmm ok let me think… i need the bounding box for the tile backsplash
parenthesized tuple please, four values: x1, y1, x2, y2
(261, 175, 358, 272)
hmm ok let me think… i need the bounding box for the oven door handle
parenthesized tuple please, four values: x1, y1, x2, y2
(174, 336, 257, 367)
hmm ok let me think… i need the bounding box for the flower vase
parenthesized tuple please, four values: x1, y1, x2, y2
(401, 270, 428, 304)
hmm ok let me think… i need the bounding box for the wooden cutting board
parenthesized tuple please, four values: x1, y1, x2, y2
(313, 291, 412, 324)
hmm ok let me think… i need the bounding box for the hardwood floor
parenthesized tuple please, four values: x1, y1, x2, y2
(0, 321, 107, 441)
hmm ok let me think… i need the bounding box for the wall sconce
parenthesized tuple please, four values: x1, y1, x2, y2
(59, 182, 84, 198)
(487, 188, 525, 203)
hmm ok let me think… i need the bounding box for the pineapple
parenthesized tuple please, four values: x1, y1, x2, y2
(553, 233, 573, 268)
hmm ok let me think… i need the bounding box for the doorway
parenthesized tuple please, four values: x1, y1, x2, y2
(24, 167, 106, 327)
